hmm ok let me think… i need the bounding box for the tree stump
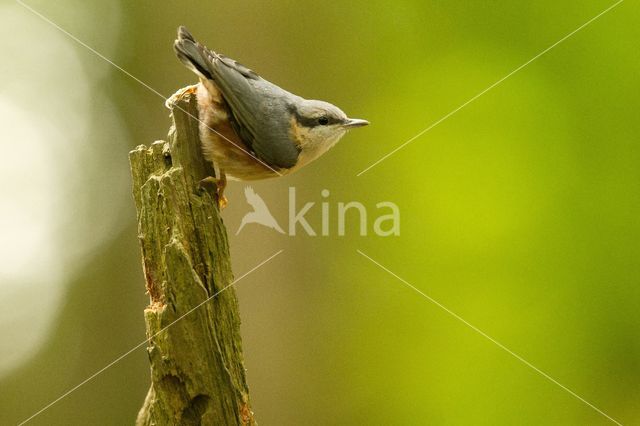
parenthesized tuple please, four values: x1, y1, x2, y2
(129, 90, 254, 425)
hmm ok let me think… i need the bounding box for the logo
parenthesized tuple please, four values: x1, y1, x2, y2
(236, 187, 400, 237)
(236, 186, 285, 235)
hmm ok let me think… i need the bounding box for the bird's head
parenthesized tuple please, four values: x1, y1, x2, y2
(289, 99, 368, 154)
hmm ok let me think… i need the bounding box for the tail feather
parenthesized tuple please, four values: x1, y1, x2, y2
(173, 26, 215, 80)
(174, 26, 260, 82)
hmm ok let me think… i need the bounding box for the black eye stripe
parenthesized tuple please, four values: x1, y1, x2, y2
(289, 105, 343, 128)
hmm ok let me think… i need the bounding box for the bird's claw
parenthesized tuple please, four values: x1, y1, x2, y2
(218, 195, 228, 210)
(198, 176, 218, 188)
(199, 176, 228, 210)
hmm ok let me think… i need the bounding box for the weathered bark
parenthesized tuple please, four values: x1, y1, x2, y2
(129, 91, 254, 426)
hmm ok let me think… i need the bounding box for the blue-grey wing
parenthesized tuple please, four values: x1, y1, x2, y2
(174, 27, 301, 169)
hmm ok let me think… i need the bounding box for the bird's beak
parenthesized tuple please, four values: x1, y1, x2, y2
(343, 118, 370, 129)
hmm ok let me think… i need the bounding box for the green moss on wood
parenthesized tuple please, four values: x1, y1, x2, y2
(129, 93, 254, 426)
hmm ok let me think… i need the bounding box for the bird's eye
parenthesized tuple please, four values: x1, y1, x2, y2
(317, 116, 329, 125)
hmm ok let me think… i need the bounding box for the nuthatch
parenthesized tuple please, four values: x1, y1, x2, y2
(172, 26, 368, 208)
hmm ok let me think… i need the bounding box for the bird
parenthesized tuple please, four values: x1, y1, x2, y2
(171, 26, 369, 209)
(236, 186, 285, 235)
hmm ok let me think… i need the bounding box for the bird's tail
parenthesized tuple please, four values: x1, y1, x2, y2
(173, 26, 215, 81)
(174, 26, 259, 83)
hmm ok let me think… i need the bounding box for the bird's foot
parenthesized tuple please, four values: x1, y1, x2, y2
(199, 176, 228, 210)
(218, 195, 228, 210)
(165, 84, 198, 109)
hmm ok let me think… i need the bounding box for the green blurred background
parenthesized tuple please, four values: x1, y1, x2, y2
(1, 0, 638, 424)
